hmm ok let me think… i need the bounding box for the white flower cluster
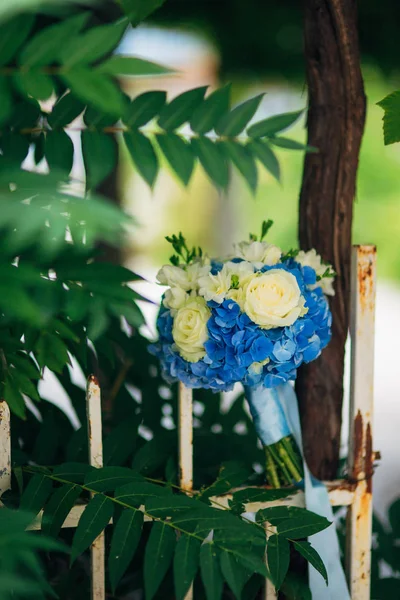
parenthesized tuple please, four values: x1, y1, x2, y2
(156, 242, 334, 363)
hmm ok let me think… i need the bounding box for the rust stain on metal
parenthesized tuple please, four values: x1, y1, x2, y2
(88, 374, 99, 386)
(352, 410, 364, 479)
(357, 245, 376, 314)
(365, 422, 373, 494)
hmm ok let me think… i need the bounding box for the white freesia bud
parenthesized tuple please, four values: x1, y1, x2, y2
(296, 249, 335, 296)
(235, 241, 282, 269)
(156, 265, 191, 290)
(172, 296, 211, 362)
(163, 287, 189, 312)
(244, 270, 307, 329)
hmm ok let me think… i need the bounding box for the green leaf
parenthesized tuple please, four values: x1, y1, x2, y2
(220, 551, 252, 599)
(53, 462, 94, 484)
(82, 131, 117, 190)
(42, 483, 82, 537)
(157, 133, 194, 185)
(131, 432, 175, 475)
(144, 521, 176, 600)
(62, 67, 126, 118)
(13, 70, 54, 101)
(377, 91, 400, 145)
(200, 461, 251, 500)
(268, 137, 317, 152)
(48, 93, 84, 128)
(0, 14, 34, 66)
(85, 466, 144, 493)
(200, 543, 223, 600)
(19, 12, 89, 67)
(120, 0, 166, 25)
(35, 333, 70, 374)
(109, 510, 143, 593)
(174, 535, 201, 600)
(247, 110, 303, 138)
(124, 90, 167, 128)
(292, 540, 328, 585)
(230, 487, 294, 511)
(46, 130, 74, 175)
(158, 86, 208, 131)
(97, 55, 173, 76)
(267, 534, 290, 590)
(257, 506, 296, 526)
(103, 418, 139, 466)
(9, 97, 40, 128)
(0, 132, 30, 164)
(3, 375, 26, 419)
(277, 512, 331, 539)
(83, 104, 116, 129)
(34, 132, 45, 164)
(215, 93, 264, 137)
(191, 137, 229, 189)
(20, 474, 53, 516)
(124, 131, 159, 187)
(60, 21, 127, 68)
(248, 139, 280, 182)
(14, 371, 40, 401)
(223, 140, 258, 193)
(71, 494, 113, 563)
(0, 77, 12, 126)
(146, 494, 203, 518)
(190, 84, 231, 134)
(115, 481, 171, 508)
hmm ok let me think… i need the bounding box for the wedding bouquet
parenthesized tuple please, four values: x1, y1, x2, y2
(150, 221, 335, 488)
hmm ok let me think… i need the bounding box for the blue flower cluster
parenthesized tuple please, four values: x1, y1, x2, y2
(149, 260, 332, 391)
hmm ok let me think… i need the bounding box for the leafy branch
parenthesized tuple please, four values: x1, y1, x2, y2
(21, 463, 330, 598)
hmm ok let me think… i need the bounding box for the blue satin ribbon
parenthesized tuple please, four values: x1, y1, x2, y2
(245, 383, 350, 600)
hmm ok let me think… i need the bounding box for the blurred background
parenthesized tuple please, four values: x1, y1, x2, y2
(40, 1, 400, 521)
(110, 3, 400, 522)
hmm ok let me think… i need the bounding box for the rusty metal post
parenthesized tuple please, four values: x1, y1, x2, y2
(86, 375, 105, 600)
(0, 401, 11, 498)
(178, 382, 194, 600)
(346, 245, 376, 599)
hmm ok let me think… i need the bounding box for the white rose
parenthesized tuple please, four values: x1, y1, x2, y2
(172, 296, 211, 362)
(244, 270, 307, 329)
(296, 249, 335, 296)
(163, 287, 189, 312)
(235, 241, 282, 269)
(157, 265, 191, 290)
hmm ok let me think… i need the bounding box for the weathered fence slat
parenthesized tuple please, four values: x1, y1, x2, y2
(178, 382, 194, 600)
(86, 375, 106, 600)
(346, 245, 376, 599)
(0, 401, 11, 498)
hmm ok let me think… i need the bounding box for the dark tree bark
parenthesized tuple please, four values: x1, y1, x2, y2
(296, 0, 366, 479)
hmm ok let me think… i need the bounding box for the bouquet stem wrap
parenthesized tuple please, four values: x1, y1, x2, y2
(245, 383, 350, 600)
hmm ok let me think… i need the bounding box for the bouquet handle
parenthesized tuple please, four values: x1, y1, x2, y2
(245, 383, 350, 600)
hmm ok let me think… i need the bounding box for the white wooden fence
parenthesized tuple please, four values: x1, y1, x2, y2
(0, 245, 376, 600)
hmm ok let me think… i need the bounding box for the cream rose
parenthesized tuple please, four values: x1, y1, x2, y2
(172, 296, 211, 362)
(244, 270, 307, 329)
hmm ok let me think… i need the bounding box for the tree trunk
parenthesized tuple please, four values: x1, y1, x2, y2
(296, 0, 366, 480)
